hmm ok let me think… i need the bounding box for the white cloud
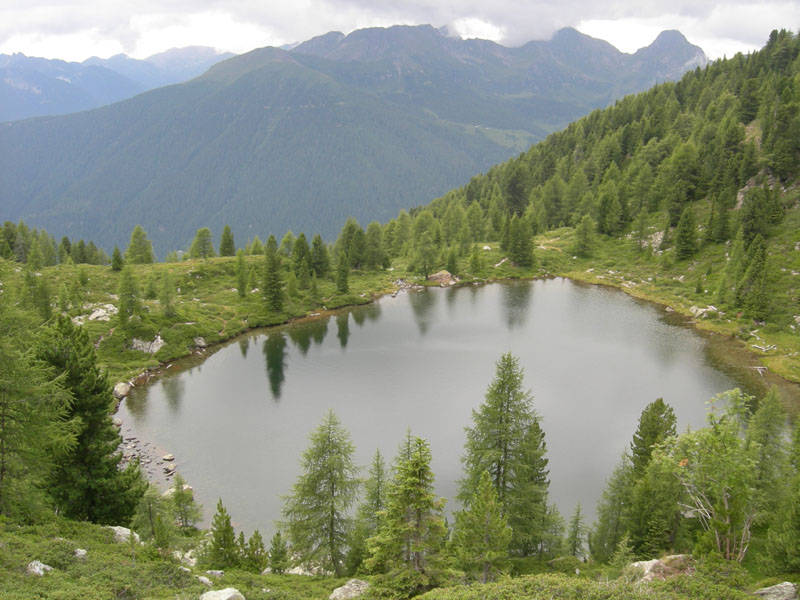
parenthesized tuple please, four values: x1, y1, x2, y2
(0, 0, 793, 61)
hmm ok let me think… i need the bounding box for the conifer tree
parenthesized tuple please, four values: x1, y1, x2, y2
(243, 530, 268, 572)
(235, 249, 247, 298)
(366, 436, 447, 582)
(219, 225, 236, 256)
(126, 225, 155, 264)
(566, 503, 587, 558)
(459, 353, 550, 556)
(281, 410, 359, 576)
(573, 214, 596, 258)
(292, 233, 311, 276)
(170, 473, 202, 529)
(159, 271, 176, 318)
(205, 499, 239, 568)
(189, 227, 216, 259)
(268, 531, 290, 574)
(451, 470, 511, 583)
(674, 206, 698, 259)
(262, 235, 284, 313)
(0, 279, 75, 520)
(336, 252, 349, 293)
(347, 449, 388, 574)
(589, 453, 635, 563)
(630, 398, 676, 477)
(117, 265, 140, 325)
(38, 316, 144, 523)
(132, 484, 176, 547)
(310, 234, 330, 277)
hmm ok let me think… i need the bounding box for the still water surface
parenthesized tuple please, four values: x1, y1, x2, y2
(120, 278, 741, 535)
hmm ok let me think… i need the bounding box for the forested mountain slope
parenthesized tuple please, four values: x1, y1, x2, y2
(0, 25, 703, 256)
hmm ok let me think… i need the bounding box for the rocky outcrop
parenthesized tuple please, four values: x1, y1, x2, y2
(330, 579, 370, 599)
(428, 270, 457, 286)
(627, 554, 693, 583)
(113, 382, 132, 399)
(199, 589, 245, 600)
(73, 548, 87, 559)
(107, 525, 141, 544)
(753, 582, 798, 600)
(131, 335, 165, 354)
(26, 560, 54, 576)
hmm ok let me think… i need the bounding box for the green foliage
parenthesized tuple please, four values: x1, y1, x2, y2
(460, 353, 552, 557)
(366, 435, 447, 586)
(219, 225, 236, 257)
(281, 410, 359, 576)
(263, 236, 284, 313)
(204, 498, 239, 569)
(170, 473, 202, 529)
(565, 504, 587, 558)
(337, 252, 350, 294)
(268, 530, 290, 574)
(235, 249, 247, 298)
(37, 316, 145, 524)
(573, 214, 596, 258)
(451, 470, 512, 583)
(117, 265, 140, 325)
(189, 227, 216, 259)
(132, 485, 176, 547)
(674, 207, 698, 259)
(630, 398, 676, 478)
(125, 225, 155, 264)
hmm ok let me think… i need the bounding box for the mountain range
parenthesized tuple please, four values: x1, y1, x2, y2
(0, 47, 234, 122)
(0, 25, 706, 255)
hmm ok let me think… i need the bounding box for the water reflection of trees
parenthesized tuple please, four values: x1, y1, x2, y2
(238, 337, 250, 358)
(409, 288, 437, 335)
(287, 318, 330, 355)
(161, 375, 185, 415)
(263, 333, 287, 401)
(352, 303, 381, 327)
(336, 313, 350, 348)
(502, 281, 532, 330)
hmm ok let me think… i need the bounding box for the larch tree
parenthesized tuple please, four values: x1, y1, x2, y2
(566, 503, 587, 558)
(451, 470, 512, 583)
(281, 410, 359, 576)
(189, 227, 216, 259)
(125, 225, 155, 264)
(117, 265, 140, 325)
(347, 449, 388, 574)
(37, 315, 145, 524)
(235, 249, 248, 298)
(459, 352, 551, 556)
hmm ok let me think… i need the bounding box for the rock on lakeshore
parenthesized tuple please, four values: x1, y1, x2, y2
(330, 579, 370, 599)
(113, 382, 131, 399)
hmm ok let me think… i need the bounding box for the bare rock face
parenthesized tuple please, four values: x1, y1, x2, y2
(428, 270, 457, 286)
(107, 525, 141, 544)
(199, 589, 245, 600)
(329, 579, 370, 600)
(131, 335, 165, 354)
(753, 582, 798, 600)
(627, 554, 693, 583)
(26, 560, 54, 576)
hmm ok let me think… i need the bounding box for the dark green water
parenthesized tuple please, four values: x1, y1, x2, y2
(120, 278, 741, 536)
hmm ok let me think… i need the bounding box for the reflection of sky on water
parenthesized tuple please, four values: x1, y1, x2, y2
(119, 279, 739, 537)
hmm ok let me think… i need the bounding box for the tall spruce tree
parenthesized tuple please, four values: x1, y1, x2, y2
(219, 225, 236, 256)
(0, 277, 75, 520)
(37, 315, 144, 523)
(235, 249, 248, 298)
(366, 436, 447, 583)
(205, 498, 239, 568)
(630, 398, 676, 477)
(117, 265, 140, 325)
(281, 410, 359, 576)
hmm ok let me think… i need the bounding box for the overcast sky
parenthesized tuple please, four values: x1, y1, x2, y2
(1, 0, 796, 62)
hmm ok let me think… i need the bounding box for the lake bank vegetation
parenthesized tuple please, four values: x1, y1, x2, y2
(1, 28, 800, 599)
